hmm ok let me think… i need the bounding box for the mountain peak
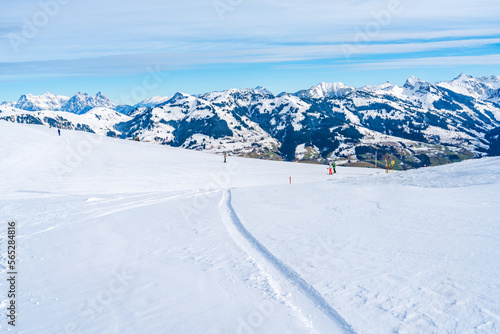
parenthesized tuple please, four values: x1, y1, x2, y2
(168, 92, 191, 102)
(479, 74, 500, 83)
(437, 74, 500, 101)
(72, 92, 90, 99)
(94, 91, 112, 102)
(455, 73, 472, 81)
(404, 76, 424, 87)
(64, 92, 115, 114)
(253, 86, 273, 95)
(295, 81, 355, 99)
(135, 96, 170, 108)
(40, 92, 56, 98)
(361, 82, 395, 93)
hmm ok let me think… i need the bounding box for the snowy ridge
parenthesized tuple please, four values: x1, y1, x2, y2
(13, 92, 69, 111)
(64, 92, 116, 114)
(134, 95, 170, 108)
(3, 92, 116, 114)
(295, 82, 356, 99)
(438, 73, 500, 102)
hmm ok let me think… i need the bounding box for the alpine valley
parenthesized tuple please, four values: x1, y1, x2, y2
(2, 74, 500, 169)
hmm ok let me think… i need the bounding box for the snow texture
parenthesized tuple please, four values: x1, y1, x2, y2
(0, 121, 499, 333)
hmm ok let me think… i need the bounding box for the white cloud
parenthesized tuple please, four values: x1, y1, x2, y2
(0, 0, 498, 75)
(354, 54, 500, 69)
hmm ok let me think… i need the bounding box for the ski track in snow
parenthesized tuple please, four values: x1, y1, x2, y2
(14, 190, 221, 238)
(90, 189, 220, 219)
(219, 189, 356, 334)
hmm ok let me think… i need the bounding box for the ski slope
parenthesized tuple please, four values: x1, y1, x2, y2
(0, 121, 499, 333)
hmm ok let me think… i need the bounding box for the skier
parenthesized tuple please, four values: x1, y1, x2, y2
(58, 128, 61, 136)
(333, 162, 336, 174)
(328, 163, 333, 175)
(224, 152, 227, 163)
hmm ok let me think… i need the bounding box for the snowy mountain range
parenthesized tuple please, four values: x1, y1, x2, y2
(438, 74, 500, 102)
(2, 74, 500, 168)
(11, 92, 70, 111)
(295, 82, 356, 99)
(1, 92, 116, 115)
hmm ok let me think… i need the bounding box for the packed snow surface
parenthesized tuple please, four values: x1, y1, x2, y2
(0, 121, 499, 333)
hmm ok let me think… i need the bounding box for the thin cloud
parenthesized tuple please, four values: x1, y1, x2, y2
(0, 0, 498, 94)
(354, 54, 500, 70)
(1, 0, 499, 61)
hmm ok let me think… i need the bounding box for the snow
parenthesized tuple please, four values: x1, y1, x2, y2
(0, 106, 131, 136)
(61, 92, 116, 115)
(135, 96, 170, 108)
(438, 74, 500, 101)
(79, 108, 131, 134)
(13, 93, 69, 111)
(152, 106, 186, 121)
(129, 93, 281, 155)
(202, 87, 273, 104)
(274, 95, 310, 131)
(404, 75, 424, 87)
(6, 92, 116, 115)
(298, 82, 355, 99)
(0, 121, 499, 333)
(294, 144, 321, 161)
(360, 82, 394, 92)
(3, 75, 500, 165)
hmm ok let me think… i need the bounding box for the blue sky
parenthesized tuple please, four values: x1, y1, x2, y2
(1, 0, 499, 103)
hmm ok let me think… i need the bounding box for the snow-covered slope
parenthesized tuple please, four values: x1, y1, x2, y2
(134, 95, 170, 108)
(438, 73, 500, 102)
(77, 107, 132, 134)
(119, 92, 281, 157)
(0, 121, 498, 333)
(295, 82, 356, 99)
(0, 105, 131, 136)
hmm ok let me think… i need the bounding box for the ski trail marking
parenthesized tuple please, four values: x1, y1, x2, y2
(91, 189, 219, 219)
(219, 189, 356, 334)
